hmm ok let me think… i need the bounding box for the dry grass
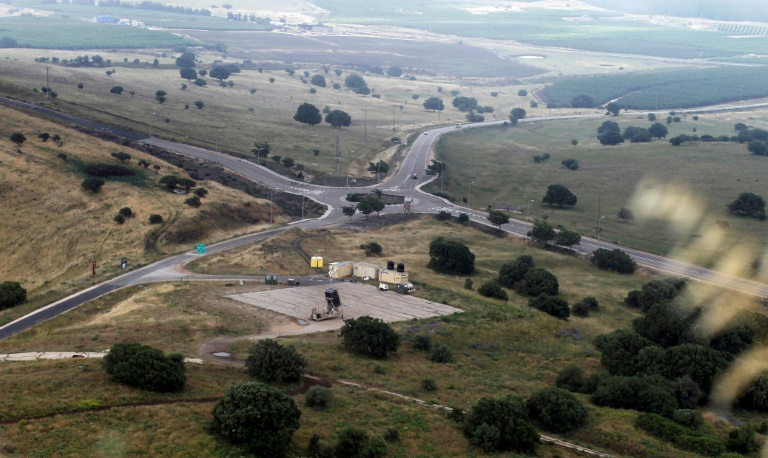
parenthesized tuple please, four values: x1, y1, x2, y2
(0, 105, 282, 312)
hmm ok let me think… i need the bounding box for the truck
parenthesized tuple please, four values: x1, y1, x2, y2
(379, 283, 389, 291)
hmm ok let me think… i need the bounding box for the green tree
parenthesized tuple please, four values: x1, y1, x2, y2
(325, 109, 351, 128)
(344, 73, 367, 89)
(518, 268, 559, 296)
(452, 96, 478, 112)
(618, 207, 634, 222)
(179, 67, 196, 81)
(109, 86, 124, 95)
(81, 177, 105, 193)
(386, 66, 403, 77)
(556, 365, 586, 393)
(342, 206, 356, 217)
(554, 228, 581, 249)
(8, 132, 25, 147)
(633, 302, 697, 347)
(487, 210, 509, 229)
(0, 281, 26, 310)
(464, 395, 539, 453)
(527, 387, 587, 433)
(194, 78, 206, 87)
(175, 51, 196, 68)
(111, 151, 131, 163)
(339, 316, 400, 358)
(727, 424, 759, 454)
(310, 74, 326, 87)
(527, 219, 556, 244)
(245, 339, 306, 382)
(605, 102, 621, 116)
(335, 428, 368, 457)
(184, 196, 202, 208)
(251, 141, 270, 159)
(561, 158, 579, 170)
(509, 107, 527, 124)
(648, 113, 657, 121)
(528, 294, 569, 319)
(305, 386, 333, 410)
(517, 89, 528, 96)
(137, 159, 150, 169)
(194, 100, 204, 109)
(149, 214, 163, 224)
(212, 382, 301, 457)
(293, 103, 322, 126)
(422, 97, 444, 112)
(209, 65, 231, 81)
(477, 281, 508, 301)
(427, 237, 475, 275)
(102, 343, 185, 392)
(591, 248, 637, 274)
(648, 122, 669, 139)
(542, 184, 577, 207)
(571, 94, 594, 108)
(598, 120, 620, 134)
(599, 130, 625, 146)
(728, 192, 766, 219)
(356, 197, 384, 219)
(748, 139, 768, 155)
(661, 344, 729, 395)
(594, 329, 656, 376)
(498, 255, 534, 288)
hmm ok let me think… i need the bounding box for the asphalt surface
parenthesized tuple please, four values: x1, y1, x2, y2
(1, 97, 767, 340)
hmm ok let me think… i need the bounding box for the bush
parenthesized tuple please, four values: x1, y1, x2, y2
(436, 210, 452, 220)
(84, 163, 135, 178)
(114, 214, 125, 225)
(497, 255, 534, 288)
(0, 281, 26, 311)
(335, 427, 368, 457)
(213, 382, 301, 457)
(591, 248, 637, 274)
(674, 375, 704, 409)
(361, 436, 388, 458)
(727, 424, 759, 454)
(412, 335, 432, 352)
(594, 329, 656, 376)
(592, 376, 678, 417)
(81, 177, 105, 193)
(477, 281, 508, 300)
(556, 365, 586, 393)
(636, 413, 725, 456)
(458, 212, 469, 223)
(304, 386, 333, 410)
(528, 295, 570, 320)
(673, 409, 704, 429)
(421, 378, 437, 391)
(148, 214, 163, 224)
(517, 268, 558, 296)
(463, 278, 473, 290)
(427, 237, 475, 275)
(430, 344, 453, 363)
(360, 241, 382, 255)
(118, 207, 133, 217)
(245, 339, 306, 382)
(572, 296, 599, 318)
(382, 427, 400, 442)
(102, 343, 185, 392)
(184, 196, 202, 208)
(340, 316, 400, 358)
(526, 387, 588, 433)
(463, 395, 539, 453)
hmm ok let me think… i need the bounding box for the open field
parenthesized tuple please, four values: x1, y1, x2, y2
(426, 115, 768, 268)
(4, 217, 765, 455)
(0, 105, 283, 324)
(542, 66, 768, 109)
(0, 47, 567, 179)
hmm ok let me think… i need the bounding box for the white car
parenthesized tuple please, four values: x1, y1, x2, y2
(379, 283, 389, 291)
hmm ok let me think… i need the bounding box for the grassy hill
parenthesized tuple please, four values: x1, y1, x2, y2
(0, 105, 284, 323)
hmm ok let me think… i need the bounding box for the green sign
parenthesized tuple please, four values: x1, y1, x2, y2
(196, 244, 206, 254)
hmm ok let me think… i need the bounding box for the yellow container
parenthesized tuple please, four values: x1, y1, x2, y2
(310, 257, 318, 268)
(316, 257, 323, 268)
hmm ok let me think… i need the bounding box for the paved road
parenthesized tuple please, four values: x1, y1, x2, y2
(1, 98, 767, 340)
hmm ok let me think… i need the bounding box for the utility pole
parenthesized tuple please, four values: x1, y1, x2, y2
(392, 105, 396, 131)
(334, 135, 340, 174)
(45, 66, 50, 100)
(596, 192, 602, 240)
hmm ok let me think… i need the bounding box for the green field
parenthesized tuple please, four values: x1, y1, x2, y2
(427, 116, 768, 269)
(542, 66, 768, 109)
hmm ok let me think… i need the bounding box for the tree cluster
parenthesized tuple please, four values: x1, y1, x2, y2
(542, 184, 577, 207)
(102, 343, 186, 392)
(591, 248, 636, 274)
(727, 191, 766, 220)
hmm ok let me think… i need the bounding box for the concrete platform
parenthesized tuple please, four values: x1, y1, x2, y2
(226, 282, 463, 323)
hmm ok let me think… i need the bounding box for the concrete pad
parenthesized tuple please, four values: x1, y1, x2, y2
(226, 282, 463, 323)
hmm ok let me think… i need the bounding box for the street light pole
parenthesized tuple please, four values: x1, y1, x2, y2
(526, 199, 534, 220)
(468, 181, 474, 207)
(597, 216, 605, 241)
(596, 191, 602, 239)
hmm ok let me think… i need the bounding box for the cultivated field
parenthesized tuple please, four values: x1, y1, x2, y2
(427, 114, 768, 269)
(0, 105, 282, 325)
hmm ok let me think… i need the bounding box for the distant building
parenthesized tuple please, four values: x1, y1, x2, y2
(298, 23, 334, 33)
(91, 15, 113, 24)
(117, 18, 145, 27)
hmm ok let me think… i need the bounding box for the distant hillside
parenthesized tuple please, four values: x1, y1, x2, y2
(582, 0, 768, 22)
(0, 106, 281, 296)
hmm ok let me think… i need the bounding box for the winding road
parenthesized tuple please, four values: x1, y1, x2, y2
(1, 98, 767, 340)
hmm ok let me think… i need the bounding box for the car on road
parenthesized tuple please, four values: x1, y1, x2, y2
(411, 173, 418, 179)
(423, 132, 428, 135)
(455, 123, 462, 128)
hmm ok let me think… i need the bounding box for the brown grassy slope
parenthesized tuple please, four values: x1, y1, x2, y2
(0, 105, 282, 296)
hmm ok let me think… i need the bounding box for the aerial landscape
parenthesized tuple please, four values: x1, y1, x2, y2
(2, 0, 768, 456)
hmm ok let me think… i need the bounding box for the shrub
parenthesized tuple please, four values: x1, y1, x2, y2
(114, 214, 125, 225)
(421, 378, 437, 391)
(556, 365, 586, 393)
(245, 339, 306, 382)
(118, 207, 133, 217)
(212, 382, 301, 457)
(148, 214, 163, 224)
(447, 405, 466, 422)
(458, 213, 469, 223)
(463, 278, 473, 290)
(591, 248, 637, 274)
(674, 375, 703, 409)
(335, 427, 368, 457)
(339, 316, 400, 358)
(672, 409, 704, 429)
(528, 295, 570, 320)
(430, 344, 453, 363)
(305, 386, 333, 410)
(636, 413, 725, 456)
(427, 237, 475, 275)
(497, 255, 534, 288)
(382, 427, 400, 442)
(102, 343, 185, 392)
(573, 296, 599, 318)
(592, 376, 677, 417)
(412, 335, 432, 352)
(184, 196, 202, 208)
(727, 424, 759, 454)
(517, 268, 558, 296)
(81, 177, 105, 193)
(594, 329, 656, 376)
(477, 281, 508, 301)
(84, 163, 135, 178)
(361, 436, 388, 458)
(193, 187, 208, 198)
(526, 387, 588, 433)
(0, 281, 26, 311)
(463, 395, 539, 453)
(360, 241, 382, 255)
(436, 210, 451, 220)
